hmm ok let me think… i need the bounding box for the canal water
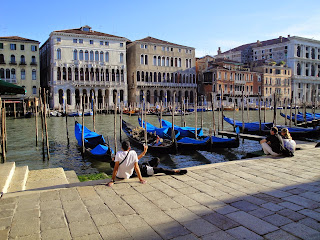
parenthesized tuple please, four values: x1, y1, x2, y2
(4, 109, 320, 175)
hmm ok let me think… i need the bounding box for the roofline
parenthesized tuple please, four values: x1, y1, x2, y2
(289, 35, 320, 44)
(50, 31, 129, 42)
(133, 38, 195, 49)
(0, 37, 40, 44)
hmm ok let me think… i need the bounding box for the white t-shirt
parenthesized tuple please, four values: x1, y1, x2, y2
(115, 150, 139, 179)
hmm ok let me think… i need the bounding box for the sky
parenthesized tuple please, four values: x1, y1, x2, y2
(1, 0, 320, 57)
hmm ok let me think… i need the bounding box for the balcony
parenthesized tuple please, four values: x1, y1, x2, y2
(19, 61, 26, 65)
(3, 78, 17, 83)
(30, 62, 37, 66)
(0, 61, 5, 65)
(136, 81, 196, 88)
(9, 61, 17, 65)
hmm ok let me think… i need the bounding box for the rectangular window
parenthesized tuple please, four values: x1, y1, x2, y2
(31, 45, 37, 51)
(162, 47, 165, 51)
(21, 70, 25, 80)
(154, 46, 156, 50)
(10, 44, 16, 50)
(141, 44, 144, 49)
(73, 39, 77, 43)
(90, 40, 94, 44)
(100, 41, 103, 45)
(57, 38, 61, 42)
(269, 49, 272, 52)
(171, 48, 173, 51)
(105, 41, 109, 46)
(79, 39, 83, 44)
(20, 45, 24, 50)
(33, 87, 37, 95)
(145, 45, 147, 49)
(179, 49, 181, 53)
(0, 43, 3, 49)
(120, 43, 123, 47)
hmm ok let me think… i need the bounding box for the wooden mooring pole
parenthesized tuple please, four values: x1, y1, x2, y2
(82, 95, 85, 154)
(35, 98, 38, 146)
(43, 90, 50, 160)
(195, 92, 198, 139)
(65, 103, 69, 145)
(211, 93, 216, 136)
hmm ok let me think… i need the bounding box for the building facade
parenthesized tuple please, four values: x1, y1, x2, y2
(126, 37, 196, 106)
(40, 25, 128, 110)
(253, 63, 292, 106)
(215, 35, 320, 104)
(200, 59, 261, 107)
(0, 36, 40, 101)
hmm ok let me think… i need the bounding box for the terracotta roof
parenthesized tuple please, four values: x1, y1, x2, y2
(0, 36, 39, 43)
(53, 28, 127, 40)
(221, 37, 289, 54)
(135, 36, 194, 49)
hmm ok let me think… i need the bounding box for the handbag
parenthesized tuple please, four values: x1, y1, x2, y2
(110, 150, 131, 168)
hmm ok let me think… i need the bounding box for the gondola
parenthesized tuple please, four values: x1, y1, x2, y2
(223, 116, 273, 133)
(138, 118, 180, 139)
(158, 119, 239, 151)
(224, 116, 320, 139)
(280, 112, 319, 123)
(160, 119, 204, 138)
(122, 120, 178, 154)
(74, 121, 113, 160)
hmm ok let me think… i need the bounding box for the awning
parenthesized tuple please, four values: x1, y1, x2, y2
(0, 80, 25, 95)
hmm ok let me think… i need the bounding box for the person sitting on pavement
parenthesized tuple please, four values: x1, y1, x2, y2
(107, 141, 187, 187)
(139, 157, 187, 177)
(280, 128, 296, 153)
(107, 140, 147, 187)
(260, 127, 284, 156)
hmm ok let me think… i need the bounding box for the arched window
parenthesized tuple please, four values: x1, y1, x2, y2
(158, 56, 161, 66)
(311, 48, 315, 59)
(154, 72, 157, 82)
(162, 57, 165, 66)
(85, 68, 89, 80)
(101, 69, 104, 81)
(146, 72, 149, 82)
(57, 49, 61, 59)
(20, 55, 25, 64)
(31, 56, 36, 64)
(153, 56, 157, 66)
(100, 51, 104, 62)
(158, 72, 161, 82)
(90, 51, 94, 61)
(6, 69, 10, 79)
(80, 68, 84, 80)
(75, 68, 79, 80)
(11, 55, 15, 63)
(59, 89, 64, 105)
(186, 59, 188, 68)
(105, 52, 109, 62)
(178, 58, 181, 67)
(32, 70, 36, 80)
(95, 51, 99, 61)
(175, 58, 177, 67)
(140, 90, 144, 102)
(137, 71, 140, 81)
(149, 72, 152, 82)
(11, 69, 16, 79)
(166, 57, 169, 66)
(167, 73, 170, 82)
(67, 89, 71, 105)
(189, 59, 192, 68)
(141, 71, 144, 82)
(0, 68, 4, 79)
(106, 69, 109, 81)
(311, 65, 315, 76)
(90, 68, 94, 81)
(121, 69, 124, 81)
(116, 69, 120, 81)
(79, 50, 83, 60)
(57, 67, 61, 80)
(146, 90, 150, 103)
(297, 46, 301, 57)
(120, 53, 124, 63)
(85, 50, 89, 60)
(144, 55, 148, 65)
(120, 90, 124, 102)
(96, 68, 99, 81)
(73, 50, 77, 60)
(68, 67, 72, 80)
(112, 69, 115, 81)
(62, 67, 66, 80)
(171, 57, 173, 67)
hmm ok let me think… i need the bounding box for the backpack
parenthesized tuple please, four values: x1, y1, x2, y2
(282, 147, 294, 157)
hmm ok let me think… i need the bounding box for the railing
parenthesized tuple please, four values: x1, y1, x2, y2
(0, 61, 5, 64)
(19, 61, 26, 65)
(136, 82, 196, 88)
(9, 61, 17, 65)
(3, 78, 17, 83)
(30, 62, 37, 66)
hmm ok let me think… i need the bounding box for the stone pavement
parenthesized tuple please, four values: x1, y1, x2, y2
(0, 146, 320, 239)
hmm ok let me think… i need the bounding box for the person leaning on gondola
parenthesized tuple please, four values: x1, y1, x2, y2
(260, 127, 284, 156)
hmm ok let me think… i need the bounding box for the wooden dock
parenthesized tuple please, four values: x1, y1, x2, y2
(218, 131, 264, 141)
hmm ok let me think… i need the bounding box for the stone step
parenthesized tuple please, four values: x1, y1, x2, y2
(7, 166, 29, 193)
(0, 162, 16, 194)
(65, 170, 80, 184)
(26, 167, 69, 191)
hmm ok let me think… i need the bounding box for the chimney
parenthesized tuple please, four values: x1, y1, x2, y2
(287, 35, 290, 38)
(217, 47, 221, 55)
(279, 36, 283, 42)
(257, 40, 261, 46)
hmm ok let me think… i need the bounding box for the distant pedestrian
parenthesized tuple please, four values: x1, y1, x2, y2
(281, 128, 296, 153)
(260, 127, 284, 156)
